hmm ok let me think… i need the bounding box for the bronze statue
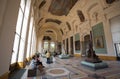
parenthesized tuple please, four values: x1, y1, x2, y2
(85, 31, 102, 63)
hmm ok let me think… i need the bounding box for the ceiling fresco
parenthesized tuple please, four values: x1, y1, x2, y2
(48, 0, 78, 16)
(39, 0, 46, 10)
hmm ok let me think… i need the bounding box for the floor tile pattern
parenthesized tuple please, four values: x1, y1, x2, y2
(20, 56, 120, 79)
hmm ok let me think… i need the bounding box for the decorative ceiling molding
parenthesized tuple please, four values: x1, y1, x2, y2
(46, 30, 53, 33)
(48, 0, 78, 16)
(60, 29, 64, 35)
(38, 18, 43, 25)
(92, 12, 98, 22)
(87, 3, 98, 12)
(84, 34, 90, 41)
(43, 36, 51, 40)
(77, 10, 85, 22)
(39, 0, 46, 10)
(45, 19, 62, 25)
(66, 22, 71, 30)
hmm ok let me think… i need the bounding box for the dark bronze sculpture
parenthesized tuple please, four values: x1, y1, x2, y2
(85, 31, 102, 63)
(81, 31, 108, 71)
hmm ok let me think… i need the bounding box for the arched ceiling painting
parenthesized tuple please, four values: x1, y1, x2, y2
(48, 0, 78, 16)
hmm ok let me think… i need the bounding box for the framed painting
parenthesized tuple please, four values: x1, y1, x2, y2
(95, 36, 104, 48)
(75, 40, 80, 50)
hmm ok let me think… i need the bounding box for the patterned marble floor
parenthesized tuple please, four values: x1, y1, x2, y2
(21, 56, 120, 79)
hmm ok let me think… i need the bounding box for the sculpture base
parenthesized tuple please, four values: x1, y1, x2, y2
(81, 61, 108, 70)
(85, 58, 102, 63)
(58, 54, 70, 59)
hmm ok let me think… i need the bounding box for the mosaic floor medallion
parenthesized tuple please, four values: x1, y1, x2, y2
(49, 69, 65, 74)
(46, 68, 69, 77)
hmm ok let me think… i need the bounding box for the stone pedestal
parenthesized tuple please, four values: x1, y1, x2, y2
(81, 61, 108, 70)
(58, 54, 70, 59)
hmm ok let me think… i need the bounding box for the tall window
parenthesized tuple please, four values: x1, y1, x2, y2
(18, 0, 31, 62)
(11, 0, 31, 64)
(11, 1, 25, 64)
(50, 42, 55, 52)
(30, 27, 37, 56)
(26, 17, 33, 58)
(44, 41, 49, 51)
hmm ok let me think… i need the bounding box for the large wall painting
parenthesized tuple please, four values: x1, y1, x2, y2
(95, 36, 104, 48)
(75, 33, 80, 53)
(92, 22, 107, 54)
(75, 40, 80, 50)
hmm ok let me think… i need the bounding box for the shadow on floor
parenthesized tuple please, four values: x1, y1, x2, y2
(8, 69, 26, 79)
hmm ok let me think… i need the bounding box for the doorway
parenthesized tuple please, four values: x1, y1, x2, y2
(110, 15, 120, 60)
(66, 38, 69, 54)
(114, 43, 120, 60)
(70, 36, 74, 56)
(58, 42, 62, 55)
(82, 35, 90, 56)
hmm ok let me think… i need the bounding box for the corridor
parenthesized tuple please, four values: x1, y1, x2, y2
(0, 0, 120, 79)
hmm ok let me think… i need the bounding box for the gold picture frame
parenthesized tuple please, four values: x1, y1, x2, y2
(95, 36, 104, 48)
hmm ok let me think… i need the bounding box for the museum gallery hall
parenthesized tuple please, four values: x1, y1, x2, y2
(0, 0, 120, 79)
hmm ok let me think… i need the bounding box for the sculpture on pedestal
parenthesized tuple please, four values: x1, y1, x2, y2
(85, 31, 102, 63)
(81, 31, 108, 71)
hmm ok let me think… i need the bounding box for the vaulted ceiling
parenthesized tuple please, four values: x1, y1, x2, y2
(33, 0, 80, 41)
(32, 0, 116, 42)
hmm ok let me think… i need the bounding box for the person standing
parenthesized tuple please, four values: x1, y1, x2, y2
(46, 51, 51, 64)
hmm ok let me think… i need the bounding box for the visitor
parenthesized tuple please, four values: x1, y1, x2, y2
(46, 51, 51, 64)
(29, 55, 36, 69)
(36, 54, 45, 68)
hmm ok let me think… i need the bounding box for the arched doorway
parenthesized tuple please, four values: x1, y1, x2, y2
(66, 38, 69, 54)
(70, 36, 74, 56)
(82, 35, 90, 56)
